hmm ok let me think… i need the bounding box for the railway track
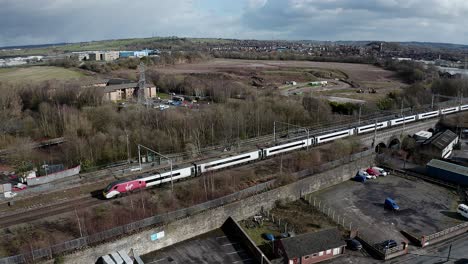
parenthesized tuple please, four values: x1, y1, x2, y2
(0, 196, 106, 229)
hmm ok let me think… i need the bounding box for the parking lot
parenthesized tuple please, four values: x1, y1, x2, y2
(141, 229, 257, 264)
(314, 173, 463, 245)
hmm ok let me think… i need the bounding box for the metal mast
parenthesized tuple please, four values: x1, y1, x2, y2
(138, 62, 146, 104)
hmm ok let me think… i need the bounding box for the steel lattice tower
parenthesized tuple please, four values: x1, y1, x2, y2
(138, 62, 146, 104)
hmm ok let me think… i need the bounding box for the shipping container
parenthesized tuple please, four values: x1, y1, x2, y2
(426, 159, 468, 186)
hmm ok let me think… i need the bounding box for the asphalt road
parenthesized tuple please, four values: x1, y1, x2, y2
(391, 232, 468, 264)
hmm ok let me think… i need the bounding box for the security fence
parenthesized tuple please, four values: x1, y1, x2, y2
(303, 195, 407, 260)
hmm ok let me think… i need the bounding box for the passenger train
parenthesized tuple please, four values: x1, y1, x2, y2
(103, 104, 468, 199)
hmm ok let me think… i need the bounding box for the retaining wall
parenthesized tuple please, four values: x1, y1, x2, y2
(27, 166, 81, 186)
(421, 222, 468, 247)
(56, 154, 374, 263)
(221, 217, 271, 264)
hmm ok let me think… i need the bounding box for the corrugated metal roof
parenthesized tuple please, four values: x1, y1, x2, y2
(424, 130, 458, 150)
(427, 159, 468, 177)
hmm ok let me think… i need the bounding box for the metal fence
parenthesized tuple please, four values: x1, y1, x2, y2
(0, 150, 373, 264)
(304, 194, 406, 259)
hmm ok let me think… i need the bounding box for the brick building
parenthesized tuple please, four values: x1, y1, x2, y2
(275, 228, 346, 264)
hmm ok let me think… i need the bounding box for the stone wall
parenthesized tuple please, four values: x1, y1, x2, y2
(60, 154, 374, 264)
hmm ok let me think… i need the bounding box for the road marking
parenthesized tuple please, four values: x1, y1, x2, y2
(222, 242, 239, 246)
(146, 258, 167, 264)
(233, 259, 253, 263)
(227, 250, 245, 255)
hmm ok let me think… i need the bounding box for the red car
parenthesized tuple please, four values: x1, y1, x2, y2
(366, 168, 381, 177)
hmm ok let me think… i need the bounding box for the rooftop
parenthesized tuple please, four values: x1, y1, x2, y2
(427, 159, 468, 177)
(280, 228, 345, 258)
(104, 82, 155, 93)
(423, 129, 458, 150)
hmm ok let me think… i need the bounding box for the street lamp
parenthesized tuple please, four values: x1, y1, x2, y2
(125, 130, 130, 164)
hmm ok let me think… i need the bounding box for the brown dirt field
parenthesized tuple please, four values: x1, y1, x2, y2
(155, 59, 401, 85)
(151, 59, 405, 103)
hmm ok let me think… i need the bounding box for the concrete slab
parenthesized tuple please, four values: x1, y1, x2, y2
(313, 174, 463, 245)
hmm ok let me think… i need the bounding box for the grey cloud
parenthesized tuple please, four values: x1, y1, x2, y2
(242, 0, 468, 43)
(1, 0, 467, 47)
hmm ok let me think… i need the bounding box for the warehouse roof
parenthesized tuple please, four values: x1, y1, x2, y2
(280, 228, 345, 258)
(427, 159, 468, 177)
(423, 130, 458, 150)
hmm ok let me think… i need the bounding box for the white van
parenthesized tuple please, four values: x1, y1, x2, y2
(457, 204, 468, 219)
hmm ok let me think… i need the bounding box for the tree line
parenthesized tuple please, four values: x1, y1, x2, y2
(0, 78, 337, 171)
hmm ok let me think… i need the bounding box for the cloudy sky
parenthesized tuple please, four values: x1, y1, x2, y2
(1, 0, 468, 47)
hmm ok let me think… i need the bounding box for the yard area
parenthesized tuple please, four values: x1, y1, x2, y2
(240, 199, 340, 258)
(312, 174, 463, 245)
(0, 66, 85, 82)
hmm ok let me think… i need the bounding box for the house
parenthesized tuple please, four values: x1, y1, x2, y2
(420, 130, 459, 159)
(103, 82, 157, 102)
(275, 228, 346, 264)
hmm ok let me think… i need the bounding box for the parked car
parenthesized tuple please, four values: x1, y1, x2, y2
(457, 204, 468, 219)
(366, 168, 381, 177)
(13, 183, 27, 192)
(384, 197, 400, 211)
(377, 239, 398, 249)
(354, 174, 367, 183)
(373, 167, 389, 176)
(357, 170, 375, 179)
(346, 239, 362, 250)
(263, 233, 275, 241)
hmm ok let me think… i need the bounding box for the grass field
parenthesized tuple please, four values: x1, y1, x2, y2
(0, 66, 85, 82)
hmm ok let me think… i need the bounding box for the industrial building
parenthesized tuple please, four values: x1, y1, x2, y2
(309, 81, 328, 87)
(426, 159, 468, 186)
(420, 130, 459, 159)
(275, 228, 346, 264)
(119, 49, 153, 58)
(89, 51, 120, 61)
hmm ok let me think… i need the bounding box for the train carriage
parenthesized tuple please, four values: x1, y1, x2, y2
(357, 122, 388, 134)
(389, 115, 416, 126)
(263, 139, 310, 157)
(195, 151, 260, 174)
(418, 110, 440, 120)
(144, 167, 193, 187)
(460, 105, 468, 111)
(441, 106, 460, 115)
(315, 129, 354, 144)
